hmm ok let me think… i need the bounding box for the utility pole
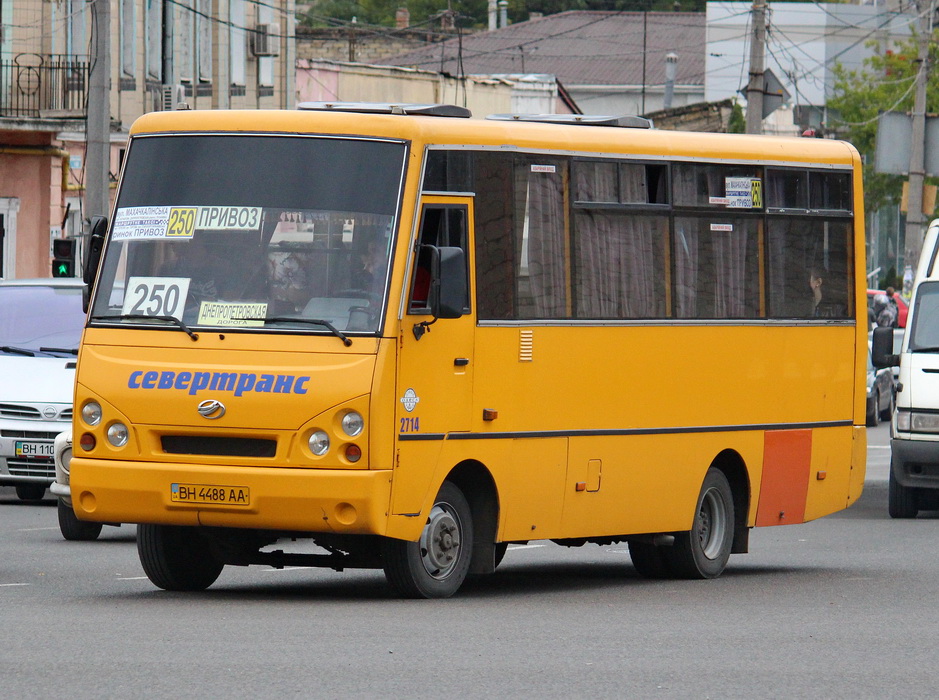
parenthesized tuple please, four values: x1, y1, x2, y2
(86, 0, 111, 223)
(903, 0, 934, 272)
(745, 0, 766, 134)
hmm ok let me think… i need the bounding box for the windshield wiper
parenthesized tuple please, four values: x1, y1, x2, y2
(236, 316, 352, 347)
(39, 347, 79, 356)
(91, 314, 199, 341)
(0, 345, 36, 356)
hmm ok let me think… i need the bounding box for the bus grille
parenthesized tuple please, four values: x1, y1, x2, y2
(0, 404, 72, 421)
(161, 436, 277, 458)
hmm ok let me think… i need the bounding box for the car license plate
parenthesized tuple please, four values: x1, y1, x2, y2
(15, 441, 54, 457)
(170, 483, 250, 506)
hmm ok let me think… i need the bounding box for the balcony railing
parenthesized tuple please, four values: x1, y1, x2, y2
(0, 53, 89, 118)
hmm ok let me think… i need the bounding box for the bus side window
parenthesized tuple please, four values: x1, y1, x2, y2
(409, 205, 469, 314)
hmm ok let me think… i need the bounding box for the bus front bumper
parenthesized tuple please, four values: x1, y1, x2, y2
(68, 458, 393, 535)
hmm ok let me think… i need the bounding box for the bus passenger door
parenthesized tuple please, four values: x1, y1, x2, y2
(396, 197, 475, 443)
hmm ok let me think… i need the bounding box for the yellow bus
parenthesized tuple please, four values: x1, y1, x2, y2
(69, 103, 867, 598)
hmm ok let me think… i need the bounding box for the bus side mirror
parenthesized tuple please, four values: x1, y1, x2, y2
(412, 245, 467, 340)
(434, 246, 466, 320)
(82, 215, 107, 313)
(872, 326, 898, 369)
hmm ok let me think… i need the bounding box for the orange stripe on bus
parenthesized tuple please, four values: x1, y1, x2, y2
(756, 429, 812, 527)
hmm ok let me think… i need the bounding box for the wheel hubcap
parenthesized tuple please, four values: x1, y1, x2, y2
(697, 488, 728, 560)
(419, 502, 462, 580)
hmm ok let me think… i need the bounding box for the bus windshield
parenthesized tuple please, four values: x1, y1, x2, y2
(90, 134, 406, 335)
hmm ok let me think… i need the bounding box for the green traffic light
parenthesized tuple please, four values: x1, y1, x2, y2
(57, 263, 69, 275)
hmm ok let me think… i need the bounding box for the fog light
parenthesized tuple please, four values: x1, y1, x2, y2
(82, 401, 102, 427)
(345, 444, 362, 463)
(107, 423, 129, 447)
(79, 433, 96, 451)
(341, 411, 364, 437)
(309, 430, 330, 456)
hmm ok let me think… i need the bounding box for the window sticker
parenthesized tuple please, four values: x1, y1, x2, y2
(531, 165, 556, 173)
(112, 205, 263, 241)
(197, 301, 268, 327)
(710, 223, 734, 232)
(725, 177, 762, 209)
(122, 276, 191, 320)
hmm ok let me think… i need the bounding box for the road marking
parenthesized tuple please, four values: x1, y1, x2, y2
(17, 527, 59, 532)
(0, 583, 30, 587)
(508, 544, 545, 550)
(263, 566, 315, 572)
(117, 576, 149, 581)
(868, 446, 890, 450)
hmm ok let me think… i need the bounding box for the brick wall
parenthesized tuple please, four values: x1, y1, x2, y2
(296, 27, 452, 64)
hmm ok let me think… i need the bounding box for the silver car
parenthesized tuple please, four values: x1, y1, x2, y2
(0, 278, 85, 501)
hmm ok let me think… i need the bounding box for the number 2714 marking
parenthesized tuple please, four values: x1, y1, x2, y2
(400, 416, 420, 433)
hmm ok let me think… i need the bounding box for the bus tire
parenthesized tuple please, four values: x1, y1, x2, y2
(137, 524, 224, 591)
(888, 462, 919, 519)
(628, 541, 672, 578)
(665, 468, 734, 579)
(382, 481, 473, 599)
(57, 499, 103, 541)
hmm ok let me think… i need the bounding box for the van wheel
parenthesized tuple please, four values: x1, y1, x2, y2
(628, 541, 672, 578)
(15, 484, 46, 501)
(664, 468, 734, 579)
(57, 499, 103, 541)
(137, 524, 224, 591)
(888, 460, 919, 519)
(382, 481, 473, 598)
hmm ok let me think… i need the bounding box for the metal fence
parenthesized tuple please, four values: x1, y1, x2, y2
(0, 54, 89, 118)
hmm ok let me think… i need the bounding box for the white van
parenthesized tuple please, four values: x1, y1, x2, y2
(873, 218, 939, 517)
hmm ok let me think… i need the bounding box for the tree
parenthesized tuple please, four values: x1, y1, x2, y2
(727, 99, 745, 133)
(828, 34, 939, 214)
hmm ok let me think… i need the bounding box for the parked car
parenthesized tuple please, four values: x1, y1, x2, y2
(0, 278, 85, 501)
(50, 430, 116, 540)
(867, 346, 895, 427)
(867, 289, 909, 328)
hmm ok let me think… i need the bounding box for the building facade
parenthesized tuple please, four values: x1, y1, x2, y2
(0, 0, 295, 279)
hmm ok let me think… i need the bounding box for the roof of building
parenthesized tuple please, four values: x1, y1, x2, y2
(382, 11, 705, 87)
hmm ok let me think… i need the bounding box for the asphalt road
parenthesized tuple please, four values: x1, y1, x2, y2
(1, 421, 935, 699)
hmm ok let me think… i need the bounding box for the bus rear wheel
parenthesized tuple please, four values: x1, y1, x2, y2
(137, 524, 224, 591)
(628, 541, 672, 578)
(665, 468, 734, 579)
(382, 481, 473, 599)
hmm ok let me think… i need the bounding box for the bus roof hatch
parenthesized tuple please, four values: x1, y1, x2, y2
(486, 114, 653, 129)
(298, 102, 472, 118)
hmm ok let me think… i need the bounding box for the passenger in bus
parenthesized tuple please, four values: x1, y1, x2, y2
(160, 234, 268, 308)
(810, 267, 848, 318)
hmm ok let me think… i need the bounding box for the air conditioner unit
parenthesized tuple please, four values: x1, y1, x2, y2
(161, 84, 187, 111)
(250, 24, 280, 57)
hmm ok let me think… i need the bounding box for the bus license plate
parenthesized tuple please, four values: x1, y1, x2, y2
(15, 441, 54, 457)
(170, 483, 250, 506)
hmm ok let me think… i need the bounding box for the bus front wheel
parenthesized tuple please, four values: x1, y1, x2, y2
(382, 481, 474, 599)
(665, 468, 734, 579)
(137, 524, 224, 591)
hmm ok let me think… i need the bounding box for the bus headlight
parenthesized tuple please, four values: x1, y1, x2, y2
(341, 411, 364, 437)
(107, 423, 129, 447)
(309, 430, 330, 456)
(82, 401, 102, 426)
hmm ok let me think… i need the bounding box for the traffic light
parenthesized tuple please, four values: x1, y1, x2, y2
(52, 238, 76, 278)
